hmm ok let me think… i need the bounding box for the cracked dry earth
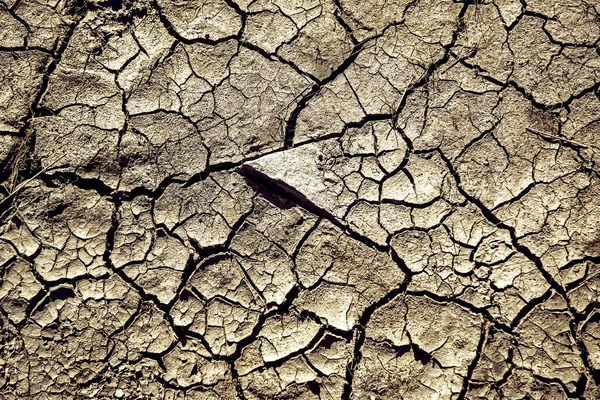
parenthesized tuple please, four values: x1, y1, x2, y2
(4, 1, 600, 400)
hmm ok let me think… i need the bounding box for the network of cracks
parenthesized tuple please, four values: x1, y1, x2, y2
(2, 0, 600, 398)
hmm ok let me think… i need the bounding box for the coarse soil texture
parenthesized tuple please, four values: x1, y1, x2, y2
(2, 0, 600, 399)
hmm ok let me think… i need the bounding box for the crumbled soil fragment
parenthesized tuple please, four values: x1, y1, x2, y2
(1, 0, 600, 399)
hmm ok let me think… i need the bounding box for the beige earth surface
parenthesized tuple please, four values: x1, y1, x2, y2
(2, 0, 600, 399)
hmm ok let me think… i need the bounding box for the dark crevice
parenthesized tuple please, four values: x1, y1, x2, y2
(283, 32, 384, 148)
(237, 165, 347, 232)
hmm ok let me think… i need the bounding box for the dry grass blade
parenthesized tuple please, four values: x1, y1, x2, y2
(526, 127, 590, 150)
(0, 155, 66, 209)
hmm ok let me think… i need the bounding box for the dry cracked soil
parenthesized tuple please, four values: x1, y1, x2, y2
(2, 0, 600, 399)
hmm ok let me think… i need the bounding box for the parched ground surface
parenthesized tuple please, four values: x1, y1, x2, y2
(2, 0, 600, 399)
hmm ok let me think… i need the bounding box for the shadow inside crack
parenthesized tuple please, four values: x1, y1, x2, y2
(237, 164, 346, 231)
